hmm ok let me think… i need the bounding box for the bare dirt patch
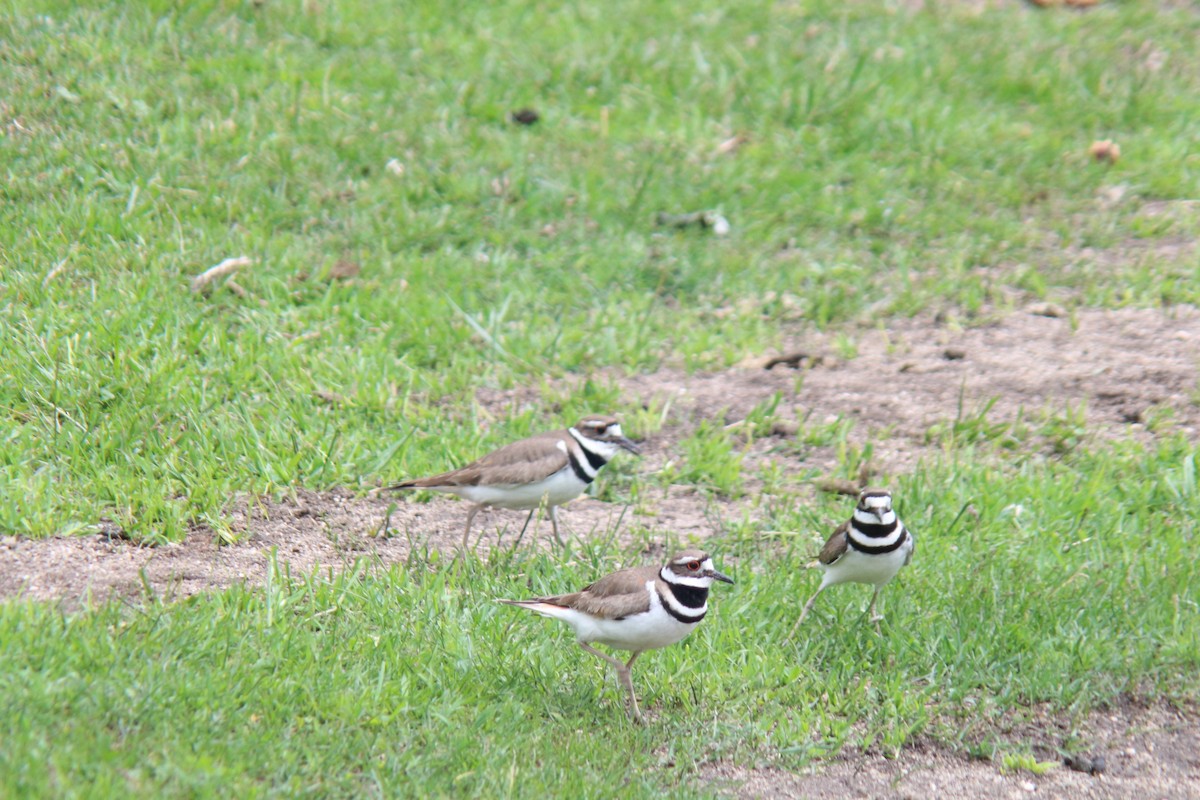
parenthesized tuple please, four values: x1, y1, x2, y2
(2, 305, 1198, 797)
(703, 701, 1200, 799)
(1, 305, 1196, 607)
(621, 305, 1200, 476)
(0, 487, 728, 607)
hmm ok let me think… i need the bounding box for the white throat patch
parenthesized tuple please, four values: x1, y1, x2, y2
(854, 508, 897, 527)
(569, 427, 622, 459)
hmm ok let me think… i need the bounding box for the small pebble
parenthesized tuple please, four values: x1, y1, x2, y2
(770, 420, 799, 437)
(1027, 301, 1067, 318)
(1064, 753, 1106, 775)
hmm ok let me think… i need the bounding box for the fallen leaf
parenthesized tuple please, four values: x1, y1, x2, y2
(715, 134, 748, 155)
(329, 259, 360, 280)
(1089, 139, 1120, 164)
(1027, 301, 1067, 318)
(815, 477, 862, 496)
(313, 390, 348, 406)
(191, 256, 253, 293)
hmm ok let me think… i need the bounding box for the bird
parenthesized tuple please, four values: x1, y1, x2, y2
(386, 415, 640, 548)
(498, 550, 734, 723)
(789, 488, 914, 636)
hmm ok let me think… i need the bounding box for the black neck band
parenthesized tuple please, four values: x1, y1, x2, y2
(657, 589, 707, 623)
(566, 452, 593, 484)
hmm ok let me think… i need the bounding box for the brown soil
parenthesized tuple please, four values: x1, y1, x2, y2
(703, 701, 1200, 799)
(0, 486, 729, 606)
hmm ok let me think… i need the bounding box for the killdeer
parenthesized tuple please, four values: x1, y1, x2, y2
(387, 415, 639, 548)
(790, 488, 913, 636)
(498, 550, 734, 722)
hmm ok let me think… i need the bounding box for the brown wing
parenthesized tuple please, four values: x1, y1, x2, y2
(817, 521, 851, 565)
(396, 430, 570, 488)
(539, 565, 658, 620)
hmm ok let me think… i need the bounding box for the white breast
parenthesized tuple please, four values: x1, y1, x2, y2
(820, 534, 913, 589)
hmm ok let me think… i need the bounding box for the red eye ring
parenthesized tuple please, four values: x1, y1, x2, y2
(687, 560, 700, 571)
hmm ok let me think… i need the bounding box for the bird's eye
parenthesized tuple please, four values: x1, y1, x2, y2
(687, 560, 700, 571)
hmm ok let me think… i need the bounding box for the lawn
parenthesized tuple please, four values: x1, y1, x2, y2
(1, 0, 1198, 797)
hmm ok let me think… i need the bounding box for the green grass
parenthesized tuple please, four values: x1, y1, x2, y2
(2, 438, 1197, 797)
(3, 0, 1200, 539)
(2, 0, 1199, 796)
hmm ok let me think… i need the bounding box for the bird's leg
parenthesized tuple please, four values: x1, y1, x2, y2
(868, 587, 884, 630)
(548, 504, 565, 547)
(512, 508, 537, 549)
(618, 652, 644, 724)
(579, 642, 626, 671)
(789, 585, 825, 639)
(462, 504, 483, 550)
(579, 643, 643, 722)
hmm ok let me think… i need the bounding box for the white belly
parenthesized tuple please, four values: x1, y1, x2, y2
(821, 538, 913, 588)
(451, 468, 586, 510)
(537, 584, 700, 653)
(577, 609, 698, 653)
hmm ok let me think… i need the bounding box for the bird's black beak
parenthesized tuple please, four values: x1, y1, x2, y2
(613, 435, 641, 455)
(707, 569, 734, 585)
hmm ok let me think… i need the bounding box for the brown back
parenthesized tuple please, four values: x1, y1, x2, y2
(400, 429, 571, 488)
(541, 564, 660, 620)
